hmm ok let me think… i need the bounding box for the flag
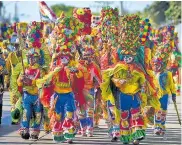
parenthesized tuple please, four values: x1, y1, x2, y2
(39, 1, 57, 22)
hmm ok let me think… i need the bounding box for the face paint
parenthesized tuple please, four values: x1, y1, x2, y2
(28, 56, 39, 66)
(61, 56, 69, 65)
(7, 45, 15, 52)
(123, 55, 134, 64)
(152, 61, 162, 72)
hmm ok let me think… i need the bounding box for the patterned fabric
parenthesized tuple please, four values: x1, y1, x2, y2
(20, 92, 42, 135)
(154, 94, 169, 132)
(50, 92, 76, 142)
(119, 92, 145, 143)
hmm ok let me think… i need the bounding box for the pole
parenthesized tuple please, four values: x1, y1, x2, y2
(173, 101, 181, 125)
(17, 27, 25, 75)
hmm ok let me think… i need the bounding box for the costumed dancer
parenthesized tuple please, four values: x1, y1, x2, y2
(73, 8, 101, 132)
(139, 18, 161, 127)
(103, 15, 148, 145)
(168, 32, 181, 96)
(77, 41, 102, 136)
(37, 16, 84, 143)
(0, 48, 7, 124)
(17, 21, 45, 140)
(152, 25, 177, 137)
(0, 40, 10, 89)
(99, 7, 121, 140)
(6, 33, 24, 125)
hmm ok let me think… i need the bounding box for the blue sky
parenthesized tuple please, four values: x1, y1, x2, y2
(2, 1, 153, 22)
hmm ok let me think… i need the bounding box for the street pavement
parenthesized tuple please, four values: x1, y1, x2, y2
(0, 91, 181, 145)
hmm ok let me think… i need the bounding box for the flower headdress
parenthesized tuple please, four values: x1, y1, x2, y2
(119, 14, 140, 55)
(100, 7, 119, 42)
(73, 8, 92, 35)
(54, 14, 84, 59)
(27, 21, 44, 49)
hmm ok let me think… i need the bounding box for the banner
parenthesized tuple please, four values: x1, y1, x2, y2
(39, 1, 57, 22)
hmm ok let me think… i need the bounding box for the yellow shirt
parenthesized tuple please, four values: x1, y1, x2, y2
(53, 67, 83, 94)
(6, 52, 22, 75)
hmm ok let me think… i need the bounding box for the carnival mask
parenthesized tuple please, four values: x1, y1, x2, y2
(153, 61, 162, 72)
(123, 55, 134, 64)
(7, 45, 16, 52)
(61, 56, 70, 65)
(28, 56, 39, 66)
(64, 28, 73, 35)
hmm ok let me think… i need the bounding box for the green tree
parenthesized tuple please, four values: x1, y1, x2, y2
(51, 4, 74, 17)
(143, 1, 170, 25)
(165, 1, 181, 23)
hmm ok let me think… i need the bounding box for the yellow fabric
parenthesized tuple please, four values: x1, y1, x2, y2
(111, 64, 145, 94)
(6, 52, 22, 76)
(41, 44, 51, 71)
(144, 70, 161, 111)
(36, 66, 83, 94)
(100, 68, 115, 105)
(66, 112, 73, 119)
(53, 67, 72, 93)
(9, 62, 28, 105)
(75, 70, 83, 78)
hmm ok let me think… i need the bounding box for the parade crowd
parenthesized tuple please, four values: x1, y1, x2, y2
(0, 6, 181, 145)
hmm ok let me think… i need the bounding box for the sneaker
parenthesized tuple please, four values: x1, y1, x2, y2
(87, 133, 93, 137)
(21, 132, 30, 140)
(111, 137, 118, 142)
(67, 139, 73, 144)
(11, 122, 19, 125)
(154, 128, 161, 135)
(31, 134, 38, 140)
(133, 140, 140, 145)
(81, 133, 87, 137)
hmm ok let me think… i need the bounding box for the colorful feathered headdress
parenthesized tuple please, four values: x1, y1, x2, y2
(54, 14, 84, 59)
(119, 14, 140, 55)
(73, 8, 92, 35)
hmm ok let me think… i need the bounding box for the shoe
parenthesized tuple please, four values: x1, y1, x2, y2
(87, 133, 93, 137)
(11, 122, 19, 125)
(77, 130, 81, 135)
(81, 133, 87, 137)
(154, 128, 161, 135)
(137, 137, 144, 141)
(67, 139, 73, 144)
(111, 137, 118, 142)
(21, 132, 30, 140)
(94, 125, 99, 129)
(133, 140, 140, 145)
(31, 134, 38, 140)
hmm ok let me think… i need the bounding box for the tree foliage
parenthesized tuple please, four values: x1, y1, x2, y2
(138, 1, 181, 27)
(51, 4, 74, 17)
(165, 1, 181, 22)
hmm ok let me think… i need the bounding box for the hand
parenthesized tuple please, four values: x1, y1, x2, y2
(22, 76, 32, 86)
(172, 94, 176, 102)
(118, 79, 126, 85)
(12, 96, 18, 104)
(11, 105, 16, 111)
